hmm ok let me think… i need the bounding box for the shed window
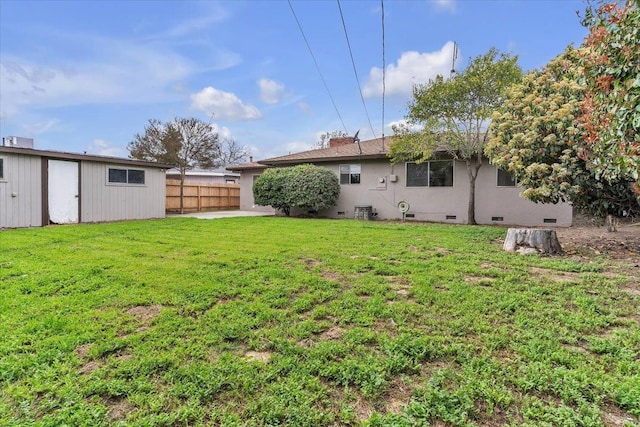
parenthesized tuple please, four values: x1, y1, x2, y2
(0, 158, 4, 180)
(406, 161, 453, 187)
(340, 164, 361, 184)
(108, 167, 145, 185)
(497, 169, 516, 187)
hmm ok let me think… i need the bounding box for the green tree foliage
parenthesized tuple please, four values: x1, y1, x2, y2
(578, 0, 639, 189)
(389, 48, 522, 224)
(253, 164, 340, 216)
(128, 117, 221, 213)
(486, 48, 640, 221)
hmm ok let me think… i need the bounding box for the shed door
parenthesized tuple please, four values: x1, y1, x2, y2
(48, 160, 79, 224)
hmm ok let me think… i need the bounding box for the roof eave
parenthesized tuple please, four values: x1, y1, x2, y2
(0, 146, 171, 169)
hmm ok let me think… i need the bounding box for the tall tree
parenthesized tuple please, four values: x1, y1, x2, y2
(128, 117, 221, 214)
(389, 48, 522, 224)
(219, 138, 250, 166)
(486, 47, 640, 229)
(577, 0, 639, 192)
(314, 130, 349, 149)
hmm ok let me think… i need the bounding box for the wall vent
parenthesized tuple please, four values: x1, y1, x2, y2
(337, 211, 345, 215)
(405, 213, 415, 218)
(446, 215, 456, 220)
(543, 218, 557, 224)
(491, 216, 504, 222)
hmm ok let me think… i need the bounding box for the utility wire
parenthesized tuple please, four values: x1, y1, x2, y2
(381, 0, 386, 151)
(287, 0, 349, 135)
(337, 0, 376, 139)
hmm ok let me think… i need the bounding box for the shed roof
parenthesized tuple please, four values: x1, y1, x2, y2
(0, 146, 171, 169)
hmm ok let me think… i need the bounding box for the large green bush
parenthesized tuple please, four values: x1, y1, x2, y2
(253, 167, 292, 215)
(253, 164, 340, 216)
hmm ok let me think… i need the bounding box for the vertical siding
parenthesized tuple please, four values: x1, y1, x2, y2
(80, 161, 166, 223)
(0, 153, 42, 228)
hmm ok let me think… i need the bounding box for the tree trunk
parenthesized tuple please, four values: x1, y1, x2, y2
(503, 228, 563, 254)
(465, 158, 482, 225)
(179, 172, 185, 215)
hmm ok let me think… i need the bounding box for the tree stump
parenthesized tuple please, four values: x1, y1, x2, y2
(503, 228, 563, 254)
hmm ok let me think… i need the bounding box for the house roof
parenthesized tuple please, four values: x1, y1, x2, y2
(0, 146, 171, 169)
(225, 161, 271, 172)
(225, 137, 393, 171)
(167, 167, 240, 177)
(262, 137, 392, 166)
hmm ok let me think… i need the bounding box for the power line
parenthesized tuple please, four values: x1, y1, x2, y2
(287, 0, 349, 135)
(337, 0, 376, 139)
(381, 0, 386, 151)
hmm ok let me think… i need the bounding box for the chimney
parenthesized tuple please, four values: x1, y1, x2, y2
(249, 156, 254, 163)
(329, 137, 355, 148)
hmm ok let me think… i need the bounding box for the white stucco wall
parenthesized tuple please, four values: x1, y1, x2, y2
(238, 159, 573, 226)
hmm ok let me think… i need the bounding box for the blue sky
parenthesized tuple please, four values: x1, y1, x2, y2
(1, 0, 589, 161)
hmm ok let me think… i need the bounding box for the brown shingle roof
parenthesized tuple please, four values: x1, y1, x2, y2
(225, 161, 270, 172)
(260, 137, 392, 166)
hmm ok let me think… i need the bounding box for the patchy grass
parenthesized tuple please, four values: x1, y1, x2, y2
(1, 217, 639, 426)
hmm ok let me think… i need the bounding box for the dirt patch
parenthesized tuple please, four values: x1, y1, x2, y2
(244, 351, 271, 363)
(554, 223, 640, 263)
(106, 397, 134, 421)
(601, 403, 639, 426)
(76, 343, 92, 358)
(529, 267, 581, 283)
(320, 270, 341, 281)
(302, 258, 321, 268)
(384, 378, 412, 414)
(126, 305, 162, 324)
(296, 338, 315, 347)
(354, 398, 374, 421)
(320, 326, 344, 340)
(79, 360, 102, 375)
(434, 247, 451, 255)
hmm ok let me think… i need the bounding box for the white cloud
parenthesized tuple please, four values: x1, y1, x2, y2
(297, 102, 312, 114)
(258, 78, 285, 104)
(190, 87, 262, 121)
(0, 38, 193, 119)
(433, 0, 456, 13)
(85, 139, 126, 158)
(386, 119, 422, 132)
(363, 42, 455, 98)
(285, 140, 313, 154)
(211, 122, 233, 139)
(20, 119, 60, 136)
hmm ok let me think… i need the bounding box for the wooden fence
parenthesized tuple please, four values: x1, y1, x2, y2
(166, 180, 240, 213)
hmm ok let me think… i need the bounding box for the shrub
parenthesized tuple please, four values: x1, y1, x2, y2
(287, 164, 340, 213)
(253, 167, 292, 216)
(253, 164, 340, 216)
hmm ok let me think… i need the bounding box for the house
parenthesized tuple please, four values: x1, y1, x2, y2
(0, 140, 169, 229)
(228, 137, 573, 226)
(166, 167, 240, 184)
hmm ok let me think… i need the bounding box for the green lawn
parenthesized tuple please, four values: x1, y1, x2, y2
(1, 217, 638, 426)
